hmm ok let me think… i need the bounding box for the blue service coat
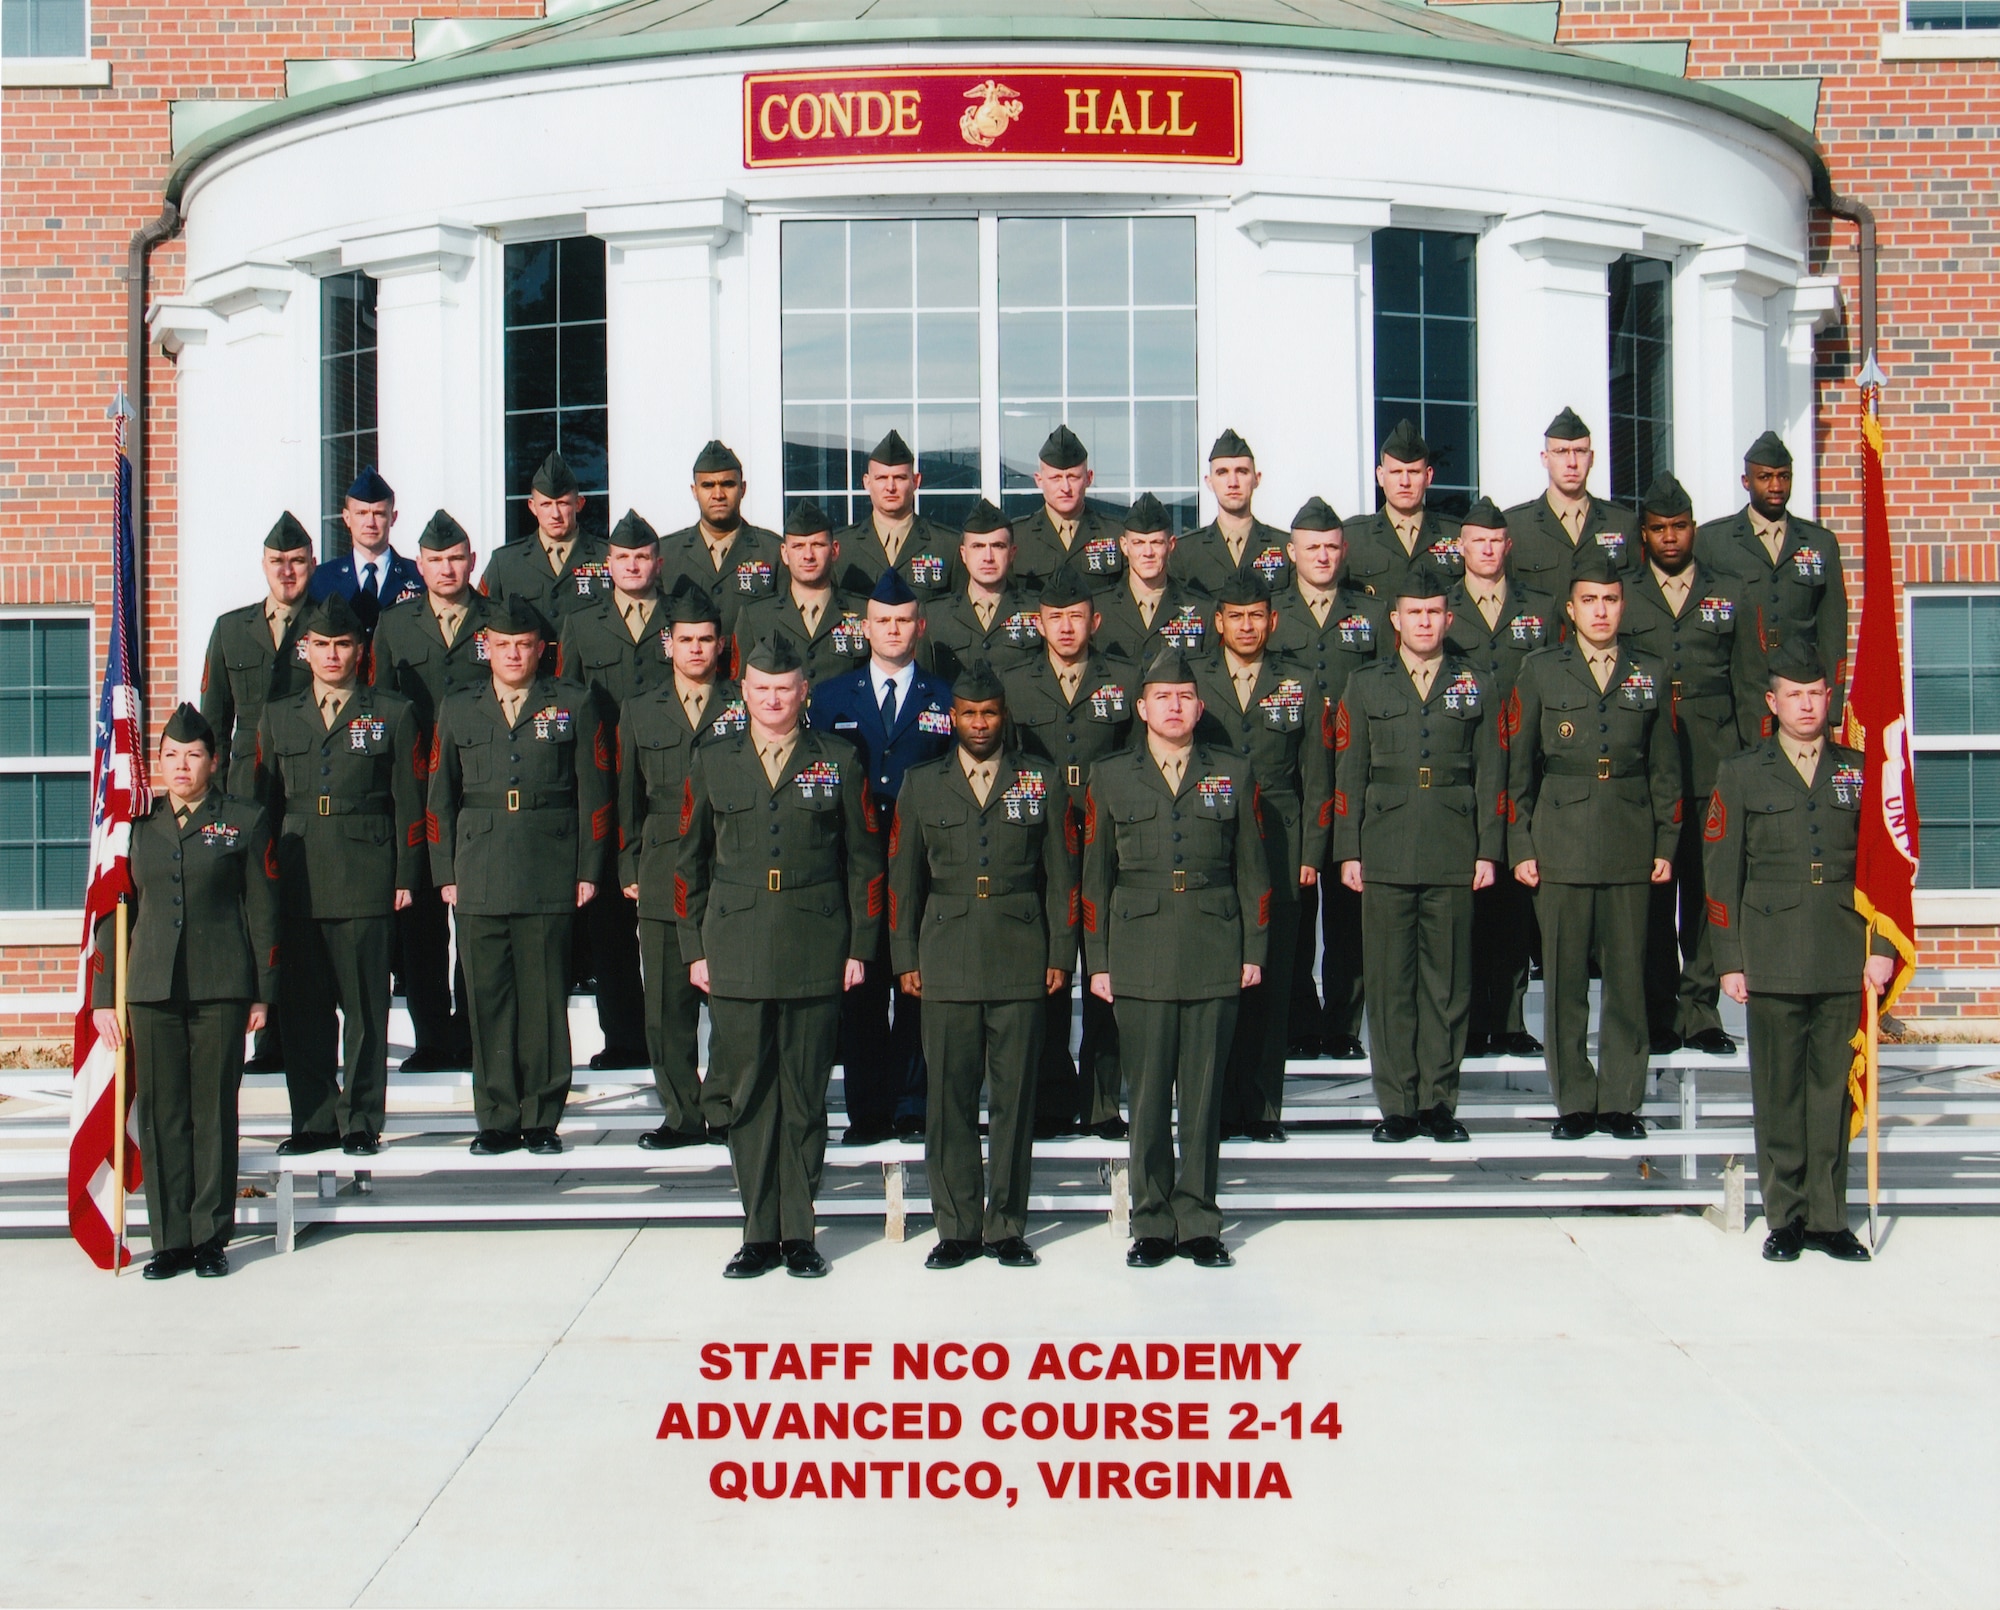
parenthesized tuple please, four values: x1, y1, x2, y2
(309, 547, 426, 629)
(807, 663, 955, 804)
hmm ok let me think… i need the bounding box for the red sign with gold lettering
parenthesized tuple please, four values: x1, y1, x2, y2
(743, 66, 1242, 168)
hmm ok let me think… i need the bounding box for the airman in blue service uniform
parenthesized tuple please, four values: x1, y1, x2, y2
(1011, 424, 1128, 592)
(1503, 408, 1641, 597)
(734, 500, 873, 686)
(1342, 419, 1465, 597)
(923, 499, 1047, 683)
(677, 631, 886, 1279)
(1093, 494, 1213, 670)
(1443, 497, 1554, 1058)
(1697, 430, 1849, 736)
(807, 568, 955, 1144)
(307, 466, 425, 630)
(92, 704, 280, 1280)
(832, 431, 964, 603)
(1172, 429, 1294, 597)
(1704, 639, 1893, 1264)
(479, 451, 612, 625)
(1082, 646, 1271, 1270)
(890, 664, 1078, 1270)
(659, 439, 784, 642)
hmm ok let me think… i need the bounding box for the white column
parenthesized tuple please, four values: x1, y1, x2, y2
(151, 261, 310, 699)
(1683, 238, 1804, 520)
(1775, 274, 1842, 521)
(340, 223, 491, 543)
(1478, 210, 1647, 505)
(1224, 193, 1392, 523)
(588, 195, 746, 528)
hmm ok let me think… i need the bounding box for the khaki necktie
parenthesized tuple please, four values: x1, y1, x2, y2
(972, 597, 997, 632)
(1392, 515, 1423, 556)
(1052, 513, 1079, 551)
(498, 688, 527, 727)
(1752, 513, 1788, 566)
(703, 533, 734, 575)
(1133, 583, 1163, 629)
(758, 737, 796, 788)
(1653, 566, 1694, 615)
(1404, 655, 1438, 702)
(877, 516, 913, 566)
(542, 538, 574, 577)
(1154, 748, 1187, 792)
(1787, 741, 1822, 787)
(432, 601, 465, 646)
(620, 597, 656, 642)
(1468, 585, 1504, 632)
(1053, 662, 1084, 703)
(796, 593, 824, 637)
(175, 803, 193, 829)
(962, 754, 998, 806)
(678, 682, 709, 727)
(318, 687, 351, 728)
(267, 604, 295, 650)
(1224, 527, 1248, 567)
(1231, 663, 1259, 710)
(1587, 650, 1618, 692)
(1303, 588, 1333, 628)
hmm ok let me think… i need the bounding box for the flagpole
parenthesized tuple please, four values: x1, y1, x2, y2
(112, 895, 130, 1275)
(1865, 925, 1882, 1251)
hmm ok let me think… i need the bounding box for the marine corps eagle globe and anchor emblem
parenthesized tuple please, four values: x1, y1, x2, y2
(960, 79, 1024, 147)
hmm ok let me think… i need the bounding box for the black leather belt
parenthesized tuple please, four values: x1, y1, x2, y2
(1541, 759, 1645, 780)
(300, 793, 393, 817)
(715, 871, 838, 893)
(928, 875, 1032, 898)
(1367, 766, 1471, 788)
(1119, 870, 1222, 892)
(462, 789, 571, 812)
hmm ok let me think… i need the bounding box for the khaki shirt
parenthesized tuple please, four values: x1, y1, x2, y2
(541, 535, 575, 576)
(1651, 563, 1695, 615)
(1464, 578, 1507, 632)
(266, 598, 299, 650)
(1583, 644, 1620, 692)
(756, 732, 798, 787)
(313, 679, 355, 729)
(429, 593, 469, 646)
(1226, 650, 1261, 710)
(675, 673, 713, 729)
(1547, 490, 1590, 544)
(1399, 649, 1441, 702)
(616, 593, 658, 642)
(1148, 736, 1191, 792)
(791, 585, 829, 637)
(875, 512, 914, 566)
(958, 748, 1000, 806)
(1750, 509, 1789, 565)
(1390, 512, 1425, 555)
(1784, 736, 1824, 787)
(1129, 576, 1165, 628)
(1051, 655, 1085, 703)
(1297, 578, 1338, 628)
(496, 682, 530, 727)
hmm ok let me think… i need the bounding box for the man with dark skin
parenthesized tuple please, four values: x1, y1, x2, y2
(659, 440, 784, 642)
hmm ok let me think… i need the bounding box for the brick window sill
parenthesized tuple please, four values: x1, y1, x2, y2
(1880, 30, 2000, 61)
(1915, 892, 2000, 927)
(1, 58, 111, 87)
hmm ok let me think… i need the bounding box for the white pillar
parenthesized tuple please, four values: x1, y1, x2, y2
(151, 261, 309, 699)
(1225, 193, 1392, 523)
(1684, 238, 1804, 520)
(1775, 274, 1842, 521)
(1479, 210, 1647, 505)
(340, 223, 492, 545)
(588, 195, 745, 529)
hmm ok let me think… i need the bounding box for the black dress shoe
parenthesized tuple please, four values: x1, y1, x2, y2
(589, 1046, 649, 1072)
(1762, 1221, 1805, 1262)
(1325, 1034, 1367, 1060)
(1685, 1027, 1737, 1056)
(782, 1240, 829, 1278)
(841, 1122, 892, 1147)
(987, 1236, 1039, 1268)
(397, 1048, 452, 1073)
(1287, 1033, 1324, 1059)
(1496, 1031, 1544, 1056)
(1649, 1030, 1684, 1055)
(1464, 1032, 1492, 1057)
(341, 1131, 380, 1157)
(1126, 1236, 1176, 1268)
(705, 1123, 730, 1144)
(470, 1128, 522, 1155)
(892, 1113, 925, 1140)
(1033, 1114, 1077, 1140)
(142, 1248, 193, 1280)
(636, 1124, 706, 1151)
(192, 1242, 229, 1278)
(1372, 1113, 1420, 1143)
(1804, 1227, 1871, 1262)
(275, 1131, 339, 1156)
(1090, 1117, 1130, 1141)
(1176, 1236, 1233, 1268)
(1419, 1104, 1470, 1143)
(522, 1127, 563, 1155)
(724, 1242, 783, 1279)
(242, 1051, 286, 1075)
(1220, 1117, 1252, 1140)
(1551, 1112, 1597, 1140)
(925, 1239, 975, 1270)
(1599, 1111, 1647, 1141)
(1246, 1121, 1287, 1144)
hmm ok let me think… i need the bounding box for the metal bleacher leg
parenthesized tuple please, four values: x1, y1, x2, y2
(317, 1170, 336, 1201)
(1103, 1159, 1130, 1241)
(882, 1162, 906, 1243)
(276, 1172, 295, 1254)
(1680, 1068, 1698, 1182)
(1703, 1155, 1746, 1234)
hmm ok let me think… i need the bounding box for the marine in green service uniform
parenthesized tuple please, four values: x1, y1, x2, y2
(832, 430, 963, 603)
(1093, 494, 1213, 670)
(1443, 497, 1554, 1058)
(735, 500, 872, 687)
(923, 500, 1047, 683)
(658, 439, 784, 643)
(1620, 473, 1753, 1057)
(1082, 646, 1271, 1270)
(478, 450, 613, 625)
(1172, 429, 1294, 597)
(617, 586, 744, 1148)
(1001, 564, 1134, 1138)
(677, 632, 885, 1279)
(1333, 567, 1504, 1143)
(1502, 407, 1641, 596)
(1342, 419, 1465, 597)
(255, 594, 424, 1155)
(1011, 424, 1129, 591)
(1507, 543, 1683, 1140)
(428, 596, 615, 1155)
(91, 705, 279, 1280)
(1696, 430, 1849, 736)
(890, 666, 1078, 1269)
(1704, 639, 1893, 1263)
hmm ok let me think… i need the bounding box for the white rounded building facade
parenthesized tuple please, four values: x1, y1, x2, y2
(155, 4, 1838, 687)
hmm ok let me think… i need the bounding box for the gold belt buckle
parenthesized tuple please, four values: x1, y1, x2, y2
(506, 789, 521, 812)
(1671, 679, 1684, 699)
(1810, 862, 1823, 885)
(318, 795, 331, 816)
(767, 869, 782, 892)
(1596, 757, 1612, 781)
(1066, 765, 1081, 786)
(1172, 870, 1187, 893)
(1417, 766, 1432, 789)
(975, 876, 990, 898)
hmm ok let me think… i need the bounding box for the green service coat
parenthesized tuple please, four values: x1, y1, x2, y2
(1503, 492, 1641, 595)
(923, 585, 1047, 683)
(1189, 650, 1334, 879)
(199, 600, 313, 797)
(658, 521, 784, 637)
(479, 531, 614, 624)
(835, 511, 965, 602)
(1267, 582, 1392, 712)
(1092, 574, 1213, 671)
(616, 678, 744, 919)
(369, 591, 495, 736)
(1014, 503, 1128, 592)
(1617, 563, 1754, 797)
(1341, 509, 1464, 597)
(733, 587, 872, 687)
(1001, 651, 1137, 812)
(1696, 506, 1849, 729)
(1171, 517, 1294, 597)
(556, 594, 674, 711)
(1442, 579, 1557, 710)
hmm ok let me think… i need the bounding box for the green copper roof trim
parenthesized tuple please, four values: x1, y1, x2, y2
(162, 14, 1831, 209)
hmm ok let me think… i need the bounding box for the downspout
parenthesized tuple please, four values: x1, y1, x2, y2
(126, 200, 182, 663)
(1823, 191, 1878, 369)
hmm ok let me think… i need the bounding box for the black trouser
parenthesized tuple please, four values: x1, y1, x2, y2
(638, 915, 728, 1133)
(1469, 875, 1535, 1040)
(278, 911, 394, 1137)
(1320, 876, 1366, 1042)
(132, 995, 247, 1251)
(839, 923, 924, 1130)
(459, 911, 575, 1133)
(1118, 995, 1236, 1243)
(1646, 807, 1725, 1041)
(1222, 888, 1297, 1129)
(1036, 982, 1121, 1128)
(1748, 990, 1859, 1232)
(1362, 881, 1474, 1117)
(583, 884, 647, 1056)
(1289, 881, 1324, 1044)
(399, 876, 471, 1059)
(925, 998, 1043, 1243)
(711, 994, 840, 1244)
(1535, 881, 1650, 1116)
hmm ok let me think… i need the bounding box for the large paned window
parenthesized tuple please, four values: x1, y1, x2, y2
(1, 0, 85, 56)
(1608, 254, 1674, 509)
(0, 616, 92, 911)
(504, 237, 609, 540)
(1910, 591, 2000, 890)
(998, 216, 1200, 531)
(319, 270, 378, 560)
(1906, 1, 1999, 26)
(780, 219, 982, 531)
(1371, 228, 1478, 515)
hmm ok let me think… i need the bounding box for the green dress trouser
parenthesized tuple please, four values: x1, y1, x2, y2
(1646, 810, 1726, 1041)
(1748, 990, 1860, 1233)
(923, 998, 1044, 1243)
(278, 912, 394, 1136)
(131, 997, 248, 1251)
(639, 916, 730, 1133)
(1469, 875, 1534, 1040)
(710, 994, 841, 1244)
(458, 912, 575, 1133)
(1362, 881, 1474, 1117)
(1535, 881, 1650, 1116)
(1116, 995, 1237, 1242)
(1035, 986, 1121, 1129)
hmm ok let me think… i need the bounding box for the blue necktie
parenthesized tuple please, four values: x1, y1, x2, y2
(879, 678, 897, 732)
(362, 562, 380, 604)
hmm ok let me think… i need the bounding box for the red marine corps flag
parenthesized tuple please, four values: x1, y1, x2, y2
(68, 390, 152, 1270)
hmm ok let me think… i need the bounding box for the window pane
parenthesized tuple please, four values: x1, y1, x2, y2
(557, 235, 606, 322)
(505, 240, 557, 327)
(505, 238, 608, 532)
(917, 404, 981, 490)
(784, 404, 848, 493)
(559, 322, 608, 408)
(998, 218, 1061, 306)
(1132, 217, 1196, 305)
(917, 312, 979, 399)
(1001, 406, 1059, 489)
(506, 326, 558, 412)
(1372, 228, 1421, 315)
(999, 311, 1062, 399)
(1423, 319, 1474, 400)
(2, 0, 85, 57)
(320, 271, 379, 559)
(1066, 311, 1129, 398)
(781, 222, 847, 310)
(1371, 228, 1478, 508)
(916, 220, 978, 307)
(850, 220, 913, 309)
(1133, 309, 1196, 395)
(1421, 234, 1475, 320)
(1066, 218, 1129, 307)
(0, 619, 92, 761)
(850, 312, 914, 400)
(1608, 254, 1674, 508)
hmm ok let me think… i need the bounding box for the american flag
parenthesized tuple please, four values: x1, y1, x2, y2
(68, 390, 151, 1270)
